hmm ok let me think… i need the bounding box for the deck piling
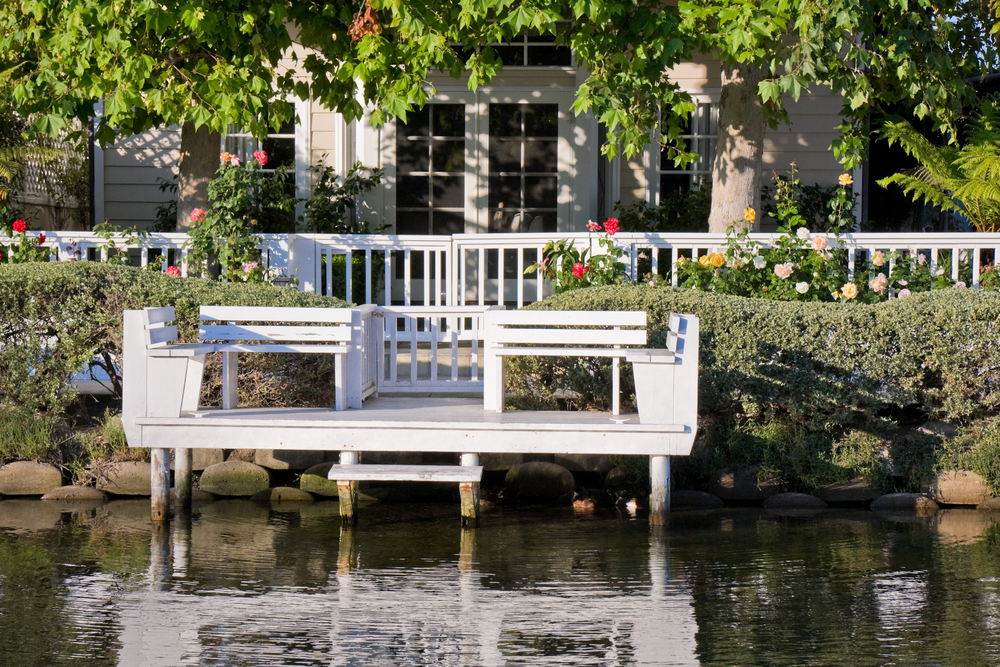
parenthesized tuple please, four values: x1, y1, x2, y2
(151, 447, 171, 522)
(650, 455, 671, 526)
(459, 453, 480, 527)
(338, 452, 359, 525)
(174, 448, 193, 510)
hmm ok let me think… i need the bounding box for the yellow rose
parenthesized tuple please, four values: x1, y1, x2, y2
(838, 173, 853, 187)
(710, 253, 725, 268)
(699, 255, 711, 266)
(841, 282, 859, 300)
(743, 207, 756, 223)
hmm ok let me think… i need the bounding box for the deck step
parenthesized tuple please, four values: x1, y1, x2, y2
(326, 464, 483, 483)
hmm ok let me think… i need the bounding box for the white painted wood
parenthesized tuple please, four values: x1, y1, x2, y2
(492, 346, 650, 358)
(487, 310, 647, 326)
(325, 464, 483, 482)
(210, 343, 349, 354)
(489, 329, 647, 346)
(650, 455, 670, 524)
(122, 311, 146, 449)
(199, 306, 355, 323)
(199, 324, 353, 342)
(222, 351, 237, 411)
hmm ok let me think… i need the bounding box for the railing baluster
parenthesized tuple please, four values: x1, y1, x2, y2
(345, 249, 353, 303)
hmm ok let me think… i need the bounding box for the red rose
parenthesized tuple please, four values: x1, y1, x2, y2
(12, 219, 27, 234)
(573, 262, 587, 279)
(165, 266, 181, 277)
(38, 233, 46, 244)
(603, 218, 619, 236)
(253, 149, 268, 167)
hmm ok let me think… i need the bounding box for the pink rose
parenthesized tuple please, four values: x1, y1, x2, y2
(573, 262, 587, 279)
(773, 262, 794, 280)
(231, 157, 241, 167)
(603, 218, 620, 236)
(165, 266, 181, 277)
(955, 281, 967, 289)
(897, 288, 911, 298)
(811, 235, 828, 252)
(917, 253, 927, 265)
(12, 219, 27, 234)
(191, 208, 206, 222)
(253, 149, 268, 167)
(586, 221, 601, 232)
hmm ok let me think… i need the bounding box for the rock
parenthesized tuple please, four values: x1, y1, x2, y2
(604, 467, 631, 492)
(300, 462, 340, 497)
(254, 449, 327, 471)
(251, 487, 315, 505)
(0, 499, 64, 532)
(918, 421, 959, 439)
(357, 487, 414, 504)
(920, 470, 991, 506)
(0, 461, 63, 496)
(763, 492, 828, 509)
(554, 454, 612, 473)
(815, 478, 881, 503)
(480, 453, 524, 471)
(361, 451, 425, 466)
(171, 449, 225, 471)
(170, 488, 217, 503)
(978, 497, 1000, 511)
(870, 493, 939, 512)
(708, 468, 779, 501)
(671, 490, 724, 509)
(41, 486, 108, 502)
(199, 461, 272, 497)
(505, 461, 575, 502)
(97, 461, 152, 496)
(226, 449, 257, 462)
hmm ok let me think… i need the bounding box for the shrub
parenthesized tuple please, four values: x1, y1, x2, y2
(615, 186, 711, 233)
(0, 403, 59, 463)
(0, 262, 350, 414)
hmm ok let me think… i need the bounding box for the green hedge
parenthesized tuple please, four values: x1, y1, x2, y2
(0, 262, 350, 414)
(508, 284, 1000, 492)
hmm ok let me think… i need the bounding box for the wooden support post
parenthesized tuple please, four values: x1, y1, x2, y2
(650, 454, 670, 526)
(222, 351, 238, 410)
(338, 452, 359, 526)
(459, 453, 480, 528)
(151, 447, 171, 522)
(174, 448, 193, 510)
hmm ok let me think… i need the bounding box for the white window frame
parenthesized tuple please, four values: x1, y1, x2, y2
(646, 93, 720, 205)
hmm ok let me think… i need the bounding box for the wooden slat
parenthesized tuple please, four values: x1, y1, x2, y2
(210, 343, 349, 354)
(200, 306, 354, 323)
(199, 324, 352, 343)
(146, 325, 178, 347)
(493, 347, 647, 358)
(142, 306, 176, 325)
(326, 464, 483, 482)
(487, 310, 647, 326)
(490, 329, 647, 346)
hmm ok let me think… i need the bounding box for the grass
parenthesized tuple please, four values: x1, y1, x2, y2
(0, 403, 59, 463)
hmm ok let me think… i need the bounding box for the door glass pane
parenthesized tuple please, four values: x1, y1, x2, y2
(431, 140, 464, 172)
(396, 104, 466, 235)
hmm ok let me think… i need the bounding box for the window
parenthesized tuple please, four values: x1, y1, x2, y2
(224, 119, 296, 172)
(395, 104, 466, 235)
(488, 104, 558, 234)
(658, 102, 717, 197)
(492, 32, 572, 67)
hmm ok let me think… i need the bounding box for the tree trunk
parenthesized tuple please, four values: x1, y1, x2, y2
(707, 62, 767, 233)
(176, 122, 221, 231)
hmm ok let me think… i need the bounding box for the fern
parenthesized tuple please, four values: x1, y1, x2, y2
(878, 97, 1000, 232)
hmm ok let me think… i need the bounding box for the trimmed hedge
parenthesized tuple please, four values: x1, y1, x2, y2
(508, 284, 1000, 492)
(0, 262, 350, 413)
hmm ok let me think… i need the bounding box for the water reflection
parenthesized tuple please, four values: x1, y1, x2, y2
(1, 503, 1000, 666)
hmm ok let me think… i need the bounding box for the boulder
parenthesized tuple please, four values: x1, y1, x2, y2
(920, 470, 991, 506)
(505, 461, 575, 502)
(870, 493, 939, 512)
(480, 453, 524, 471)
(978, 497, 1000, 511)
(671, 490, 724, 509)
(708, 468, 779, 501)
(0, 461, 63, 496)
(300, 462, 340, 497)
(554, 454, 612, 473)
(42, 486, 108, 502)
(199, 461, 272, 497)
(97, 461, 152, 496)
(254, 449, 327, 471)
(170, 488, 217, 503)
(815, 478, 881, 503)
(171, 449, 225, 471)
(763, 492, 828, 509)
(251, 487, 315, 505)
(604, 467, 632, 492)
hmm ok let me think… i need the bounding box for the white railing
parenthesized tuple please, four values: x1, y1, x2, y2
(6, 230, 1000, 303)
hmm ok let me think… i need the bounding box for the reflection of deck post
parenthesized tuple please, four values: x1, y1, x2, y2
(151, 447, 171, 522)
(650, 455, 670, 525)
(459, 453, 480, 527)
(172, 510, 192, 579)
(337, 525, 355, 575)
(175, 448, 193, 509)
(338, 452, 359, 525)
(150, 520, 171, 590)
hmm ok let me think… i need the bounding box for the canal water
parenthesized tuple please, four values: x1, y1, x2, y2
(1, 499, 999, 666)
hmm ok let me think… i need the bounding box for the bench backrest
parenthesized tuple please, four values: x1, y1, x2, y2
(141, 306, 181, 348)
(484, 310, 647, 352)
(198, 306, 354, 345)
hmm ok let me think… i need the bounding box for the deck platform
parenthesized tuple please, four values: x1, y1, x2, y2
(134, 397, 693, 456)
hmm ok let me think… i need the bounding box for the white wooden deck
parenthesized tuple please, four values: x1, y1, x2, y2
(134, 396, 693, 456)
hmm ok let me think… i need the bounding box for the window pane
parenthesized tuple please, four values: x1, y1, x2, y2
(400, 105, 430, 136)
(398, 176, 429, 207)
(398, 137, 430, 172)
(432, 176, 464, 208)
(432, 105, 464, 137)
(262, 137, 294, 169)
(488, 175, 522, 208)
(524, 140, 557, 173)
(396, 210, 430, 235)
(277, 119, 295, 135)
(490, 105, 521, 138)
(522, 211, 555, 233)
(431, 139, 464, 173)
(527, 46, 571, 66)
(489, 138, 521, 172)
(432, 211, 465, 235)
(524, 175, 557, 208)
(524, 105, 558, 137)
(493, 45, 524, 66)
(661, 174, 691, 195)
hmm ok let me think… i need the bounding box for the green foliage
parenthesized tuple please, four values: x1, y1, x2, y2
(0, 403, 59, 462)
(152, 176, 178, 232)
(524, 219, 627, 293)
(1, 222, 51, 264)
(302, 161, 385, 233)
(761, 168, 857, 234)
(0, 262, 349, 413)
(91, 223, 149, 266)
(878, 97, 1000, 232)
(615, 186, 711, 233)
(187, 154, 296, 281)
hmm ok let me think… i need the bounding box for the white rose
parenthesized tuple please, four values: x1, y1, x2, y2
(795, 282, 810, 294)
(753, 256, 767, 269)
(796, 227, 811, 240)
